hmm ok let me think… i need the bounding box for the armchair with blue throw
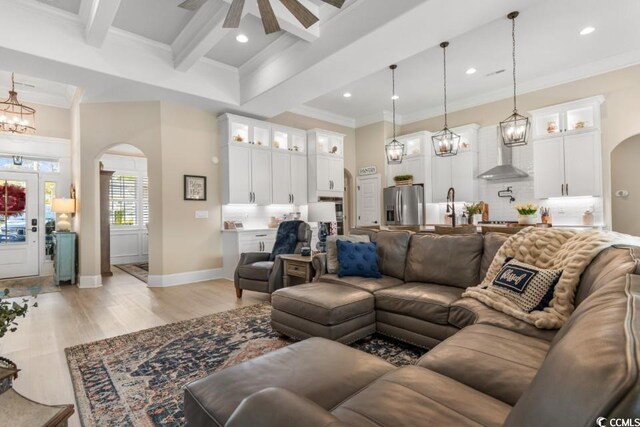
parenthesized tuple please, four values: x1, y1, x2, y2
(235, 221, 312, 298)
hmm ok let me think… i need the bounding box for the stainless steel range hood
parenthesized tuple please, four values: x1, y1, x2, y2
(477, 132, 528, 181)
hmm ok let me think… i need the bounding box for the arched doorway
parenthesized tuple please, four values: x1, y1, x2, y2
(98, 144, 150, 284)
(611, 134, 640, 236)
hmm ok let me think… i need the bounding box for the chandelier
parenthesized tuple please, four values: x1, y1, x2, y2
(499, 11, 529, 147)
(432, 42, 460, 157)
(0, 73, 36, 134)
(385, 64, 404, 165)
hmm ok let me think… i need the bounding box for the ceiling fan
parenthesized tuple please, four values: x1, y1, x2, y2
(178, 0, 345, 34)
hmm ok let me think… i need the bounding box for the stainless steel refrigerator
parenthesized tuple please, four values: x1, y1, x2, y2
(384, 185, 423, 226)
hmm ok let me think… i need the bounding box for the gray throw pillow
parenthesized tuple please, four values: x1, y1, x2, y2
(326, 235, 370, 274)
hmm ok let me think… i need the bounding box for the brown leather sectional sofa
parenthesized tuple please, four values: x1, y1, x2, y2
(185, 230, 640, 426)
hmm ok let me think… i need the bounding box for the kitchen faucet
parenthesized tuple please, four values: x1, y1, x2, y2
(446, 187, 456, 227)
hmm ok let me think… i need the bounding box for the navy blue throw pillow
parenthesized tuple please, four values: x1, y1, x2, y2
(336, 240, 382, 279)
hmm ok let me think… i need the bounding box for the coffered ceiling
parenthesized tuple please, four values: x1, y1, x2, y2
(3, 0, 640, 127)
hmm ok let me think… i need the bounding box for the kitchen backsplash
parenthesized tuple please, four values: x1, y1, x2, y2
(429, 125, 604, 226)
(222, 205, 309, 229)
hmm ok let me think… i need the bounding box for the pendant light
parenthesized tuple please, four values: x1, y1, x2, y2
(0, 73, 36, 134)
(499, 11, 529, 147)
(432, 42, 460, 157)
(385, 64, 404, 165)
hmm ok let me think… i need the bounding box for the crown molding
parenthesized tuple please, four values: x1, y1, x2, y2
(355, 110, 400, 128)
(288, 105, 356, 128)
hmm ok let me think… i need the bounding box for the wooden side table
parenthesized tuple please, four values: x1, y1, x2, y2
(280, 254, 315, 287)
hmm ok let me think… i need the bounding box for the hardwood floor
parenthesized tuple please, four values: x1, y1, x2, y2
(0, 269, 269, 427)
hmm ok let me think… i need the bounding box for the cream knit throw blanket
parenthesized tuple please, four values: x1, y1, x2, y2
(462, 227, 639, 329)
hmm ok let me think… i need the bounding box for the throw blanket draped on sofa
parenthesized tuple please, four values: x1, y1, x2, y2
(463, 227, 640, 329)
(270, 220, 304, 261)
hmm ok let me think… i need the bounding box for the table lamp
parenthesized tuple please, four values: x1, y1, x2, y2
(52, 198, 75, 232)
(307, 202, 336, 252)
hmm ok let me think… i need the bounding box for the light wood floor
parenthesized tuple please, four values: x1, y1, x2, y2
(0, 269, 269, 427)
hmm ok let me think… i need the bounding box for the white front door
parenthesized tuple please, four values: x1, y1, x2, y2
(357, 175, 381, 226)
(0, 172, 39, 279)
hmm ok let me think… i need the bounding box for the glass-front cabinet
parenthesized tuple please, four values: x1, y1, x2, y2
(226, 115, 271, 148)
(530, 96, 604, 139)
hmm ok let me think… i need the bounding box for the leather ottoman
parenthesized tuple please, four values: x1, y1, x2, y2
(184, 338, 395, 427)
(271, 282, 376, 344)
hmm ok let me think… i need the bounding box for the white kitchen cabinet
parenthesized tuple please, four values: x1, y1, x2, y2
(307, 129, 345, 200)
(272, 151, 292, 204)
(219, 114, 307, 206)
(290, 154, 308, 205)
(225, 145, 252, 204)
(385, 132, 431, 188)
(251, 149, 272, 205)
(272, 151, 308, 205)
(534, 131, 601, 199)
(432, 151, 478, 203)
(529, 96, 604, 139)
(533, 137, 565, 198)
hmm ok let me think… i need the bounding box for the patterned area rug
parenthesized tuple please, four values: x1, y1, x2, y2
(65, 304, 424, 427)
(0, 275, 58, 298)
(115, 262, 149, 283)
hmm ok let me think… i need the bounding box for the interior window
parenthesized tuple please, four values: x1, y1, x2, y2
(109, 174, 138, 226)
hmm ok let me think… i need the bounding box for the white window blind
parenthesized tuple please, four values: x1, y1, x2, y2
(109, 175, 138, 226)
(142, 177, 149, 225)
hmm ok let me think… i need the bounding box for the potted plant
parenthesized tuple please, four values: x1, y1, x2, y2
(393, 175, 414, 186)
(464, 202, 484, 225)
(0, 289, 36, 394)
(515, 203, 539, 225)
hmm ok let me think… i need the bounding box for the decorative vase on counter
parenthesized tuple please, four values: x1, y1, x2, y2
(518, 214, 538, 225)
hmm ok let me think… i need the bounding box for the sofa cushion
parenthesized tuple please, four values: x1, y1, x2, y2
(490, 258, 562, 312)
(374, 231, 412, 280)
(336, 240, 382, 279)
(405, 234, 484, 288)
(480, 233, 509, 280)
(332, 366, 511, 427)
(505, 274, 640, 426)
(319, 274, 403, 293)
(184, 338, 395, 427)
(326, 234, 371, 274)
(449, 297, 557, 342)
(237, 261, 274, 281)
(272, 283, 373, 326)
(375, 282, 463, 325)
(417, 324, 549, 405)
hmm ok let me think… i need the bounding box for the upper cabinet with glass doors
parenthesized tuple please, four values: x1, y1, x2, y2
(529, 96, 604, 139)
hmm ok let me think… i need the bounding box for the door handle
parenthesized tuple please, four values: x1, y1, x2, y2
(561, 184, 564, 196)
(292, 194, 295, 204)
(398, 192, 403, 223)
(566, 183, 569, 195)
(31, 227, 38, 233)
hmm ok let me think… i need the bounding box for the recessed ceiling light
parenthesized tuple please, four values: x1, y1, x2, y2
(466, 67, 477, 75)
(391, 94, 399, 100)
(343, 92, 352, 98)
(580, 26, 595, 36)
(236, 34, 249, 43)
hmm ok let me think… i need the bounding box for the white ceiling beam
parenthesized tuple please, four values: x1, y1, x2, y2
(84, 0, 123, 47)
(172, 1, 231, 72)
(220, 0, 319, 42)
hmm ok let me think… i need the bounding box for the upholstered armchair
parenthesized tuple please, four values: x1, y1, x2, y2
(235, 221, 312, 298)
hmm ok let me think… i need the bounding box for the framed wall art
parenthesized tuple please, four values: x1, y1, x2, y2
(184, 175, 207, 201)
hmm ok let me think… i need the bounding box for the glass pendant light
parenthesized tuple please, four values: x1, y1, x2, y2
(499, 11, 529, 147)
(432, 42, 460, 157)
(385, 64, 404, 165)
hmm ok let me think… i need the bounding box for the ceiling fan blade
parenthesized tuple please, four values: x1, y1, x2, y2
(223, 0, 245, 28)
(177, 0, 208, 11)
(320, 0, 345, 8)
(257, 0, 281, 34)
(280, 0, 319, 29)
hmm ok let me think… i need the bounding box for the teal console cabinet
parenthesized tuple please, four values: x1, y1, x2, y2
(53, 232, 77, 285)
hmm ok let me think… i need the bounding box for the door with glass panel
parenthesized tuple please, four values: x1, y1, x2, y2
(0, 172, 39, 278)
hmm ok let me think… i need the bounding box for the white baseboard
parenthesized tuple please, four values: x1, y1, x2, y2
(111, 255, 149, 265)
(78, 275, 102, 288)
(147, 268, 223, 288)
